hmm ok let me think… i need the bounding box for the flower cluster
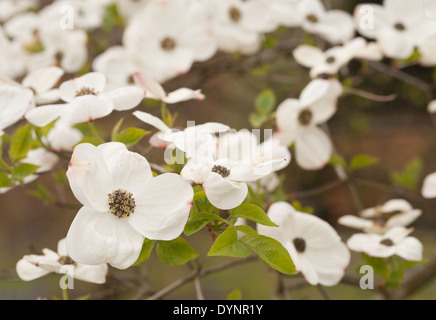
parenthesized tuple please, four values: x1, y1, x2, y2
(1, 0, 433, 299)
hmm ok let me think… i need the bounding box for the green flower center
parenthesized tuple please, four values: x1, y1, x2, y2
(108, 189, 136, 219)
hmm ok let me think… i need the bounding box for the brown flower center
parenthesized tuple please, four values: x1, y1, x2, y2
(293, 237, 306, 253)
(298, 108, 313, 126)
(229, 6, 242, 22)
(211, 165, 231, 178)
(160, 37, 177, 51)
(108, 189, 136, 219)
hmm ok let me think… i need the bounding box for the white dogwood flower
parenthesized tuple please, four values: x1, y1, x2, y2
(45, 120, 84, 152)
(293, 37, 383, 78)
(346, 226, 423, 261)
(181, 130, 288, 210)
(274, 78, 343, 170)
(258, 202, 350, 286)
(0, 0, 37, 22)
(298, 0, 355, 44)
(123, 0, 217, 83)
(354, 0, 430, 60)
(206, 0, 270, 55)
(25, 72, 144, 126)
(16, 238, 108, 284)
(0, 84, 34, 136)
(66, 142, 194, 269)
(338, 199, 422, 234)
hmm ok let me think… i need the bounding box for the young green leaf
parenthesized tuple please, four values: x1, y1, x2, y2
(230, 204, 278, 227)
(350, 154, 378, 170)
(226, 288, 242, 300)
(184, 212, 225, 236)
(240, 234, 296, 274)
(156, 237, 199, 265)
(208, 226, 251, 258)
(390, 157, 422, 190)
(113, 127, 149, 147)
(132, 239, 156, 266)
(255, 89, 276, 115)
(0, 172, 13, 188)
(9, 124, 34, 161)
(12, 163, 40, 181)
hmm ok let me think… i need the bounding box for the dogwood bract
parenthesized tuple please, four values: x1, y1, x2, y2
(65, 142, 194, 269)
(16, 238, 108, 284)
(338, 199, 422, 234)
(258, 201, 350, 286)
(25, 72, 144, 127)
(181, 130, 288, 210)
(346, 226, 423, 261)
(274, 78, 343, 170)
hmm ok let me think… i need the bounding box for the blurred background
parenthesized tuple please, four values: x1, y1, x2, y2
(1, 0, 436, 300)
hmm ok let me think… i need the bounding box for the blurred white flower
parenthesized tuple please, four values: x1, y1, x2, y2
(181, 130, 288, 210)
(0, 25, 27, 79)
(258, 201, 350, 286)
(338, 199, 422, 234)
(25, 72, 144, 126)
(293, 37, 383, 78)
(4, 11, 88, 73)
(205, 0, 269, 55)
(123, 0, 217, 83)
(16, 238, 108, 284)
(298, 0, 355, 44)
(274, 78, 343, 170)
(354, 0, 431, 60)
(45, 120, 84, 152)
(0, 0, 37, 22)
(346, 226, 423, 261)
(0, 84, 34, 136)
(66, 142, 194, 269)
(114, 0, 150, 19)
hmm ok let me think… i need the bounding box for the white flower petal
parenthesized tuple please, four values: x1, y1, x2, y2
(163, 88, 205, 104)
(25, 104, 65, 127)
(16, 259, 50, 281)
(337, 215, 375, 230)
(66, 143, 114, 212)
(422, 172, 436, 198)
(66, 206, 144, 269)
(66, 95, 114, 123)
(73, 264, 108, 284)
(106, 86, 144, 111)
(22, 66, 64, 95)
(129, 173, 193, 240)
(133, 110, 171, 133)
(395, 236, 423, 261)
(133, 71, 166, 100)
(295, 126, 332, 170)
(293, 45, 325, 68)
(203, 172, 248, 210)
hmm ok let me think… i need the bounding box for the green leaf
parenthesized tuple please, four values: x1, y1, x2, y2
(391, 157, 422, 190)
(235, 225, 258, 236)
(208, 226, 251, 258)
(0, 172, 13, 188)
(156, 237, 199, 265)
(230, 204, 277, 227)
(350, 154, 378, 170)
(184, 212, 225, 236)
(240, 234, 296, 275)
(12, 163, 39, 181)
(249, 112, 267, 128)
(26, 181, 54, 203)
(111, 117, 124, 141)
(113, 127, 149, 147)
(255, 89, 276, 115)
(9, 124, 34, 161)
(102, 3, 124, 32)
(226, 288, 242, 300)
(132, 239, 156, 266)
(76, 136, 105, 147)
(328, 153, 348, 170)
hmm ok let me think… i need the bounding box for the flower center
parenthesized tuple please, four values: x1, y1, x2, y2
(306, 14, 319, 23)
(326, 56, 336, 64)
(211, 165, 231, 178)
(108, 189, 136, 219)
(76, 87, 99, 97)
(298, 108, 313, 126)
(380, 238, 394, 247)
(228, 6, 242, 22)
(394, 22, 406, 31)
(293, 237, 306, 253)
(58, 255, 77, 266)
(160, 37, 177, 51)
